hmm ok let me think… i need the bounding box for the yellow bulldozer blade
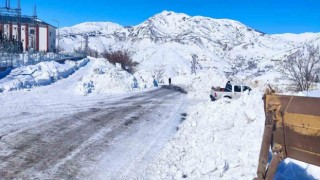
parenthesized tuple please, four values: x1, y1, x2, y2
(256, 93, 320, 180)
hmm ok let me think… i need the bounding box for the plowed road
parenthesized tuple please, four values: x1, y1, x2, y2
(0, 86, 187, 179)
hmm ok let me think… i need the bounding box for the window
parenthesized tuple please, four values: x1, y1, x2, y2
(234, 85, 241, 92)
(242, 86, 251, 92)
(50, 32, 52, 36)
(225, 84, 232, 92)
(30, 29, 35, 34)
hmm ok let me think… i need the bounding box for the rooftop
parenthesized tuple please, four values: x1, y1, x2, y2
(0, 15, 55, 28)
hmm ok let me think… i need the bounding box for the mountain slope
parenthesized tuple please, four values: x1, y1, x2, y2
(59, 11, 320, 86)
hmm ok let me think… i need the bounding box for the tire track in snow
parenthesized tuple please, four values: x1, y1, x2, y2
(0, 87, 186, 179)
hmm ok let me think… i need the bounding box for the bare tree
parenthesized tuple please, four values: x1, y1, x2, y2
(102, 49, 139, 73)
(280, 44, 320, 91)
(152, 65, 166, 83)
(191, 54, 198, 74)
(87, 47, 99, 58)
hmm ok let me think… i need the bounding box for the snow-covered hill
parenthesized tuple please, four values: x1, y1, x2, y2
(60, 10, 320, 88)
(1, 11, 319, 179)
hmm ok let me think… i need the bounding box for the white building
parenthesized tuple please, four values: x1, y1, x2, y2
(0, 0, 57, 53)
(0, 15, 56, 52)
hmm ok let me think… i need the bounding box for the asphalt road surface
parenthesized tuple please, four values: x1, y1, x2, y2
(0, 86, 187, 179)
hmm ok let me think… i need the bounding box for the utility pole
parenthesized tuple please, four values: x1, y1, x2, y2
(84, 35, 89, 55)
(52, 19, 60, 54)
(17, 0, 21, 53)
(191, 54, 198, 74)
(80, 35, 83, 51)
(33, 4, 37, 18)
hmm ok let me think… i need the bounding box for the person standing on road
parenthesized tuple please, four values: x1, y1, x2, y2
(153, 79, 158, 87)
(169, 78, 172, 86)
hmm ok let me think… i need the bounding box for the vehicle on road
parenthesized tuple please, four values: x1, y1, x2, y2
(210, 82, 251, 101)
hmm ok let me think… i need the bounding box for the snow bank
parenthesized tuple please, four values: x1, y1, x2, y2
(174, 71, 227, 100)
(276, 159, 320, 179)
(0, 67, 12, 79)
(144, 90, 320, 179)
(75, 58, 139, 95)
(144, 91, 265, 179)
(0, 59, 89, 92)
(302, 89, 320, 98)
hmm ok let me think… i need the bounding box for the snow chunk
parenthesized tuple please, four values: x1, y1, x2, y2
(245, 109, 256, 123)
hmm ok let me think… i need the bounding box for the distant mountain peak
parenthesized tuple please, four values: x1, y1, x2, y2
(144, 10, 190, 25)
(156, 10, 190, 17)
(59, 11, 320, 72)
(60, 21, 123, 35)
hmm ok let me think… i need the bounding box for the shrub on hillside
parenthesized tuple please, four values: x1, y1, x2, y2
(73, 47, 99, 58)
(87, 48, 99, 58)
(102, 50, 138, 73)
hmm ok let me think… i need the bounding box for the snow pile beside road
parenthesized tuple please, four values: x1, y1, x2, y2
(302, 89, 320, 98)
(0, 59, 89, 92)
(75, 58, 138, 95)
(174, 71, 227, 100)
(145, 91, 265, 179)
(144, 90, 320, 179)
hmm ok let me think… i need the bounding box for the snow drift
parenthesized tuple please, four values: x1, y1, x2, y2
(143, 91, 265, 179)
(142, 91, 320, 179)
(75, 58, 139, 95)
(0, 59, 89, 92)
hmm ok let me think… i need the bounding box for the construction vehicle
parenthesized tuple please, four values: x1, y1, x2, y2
(256, 91, 320, 179)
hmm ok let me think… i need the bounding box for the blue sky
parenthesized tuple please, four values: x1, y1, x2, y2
(16, 0, 320, 34)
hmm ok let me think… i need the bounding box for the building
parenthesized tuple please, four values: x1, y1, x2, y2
(0, 0, 56, 52)
(1, 15, 57, 52)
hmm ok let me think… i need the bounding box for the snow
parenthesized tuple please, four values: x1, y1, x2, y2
(141, 90, 320, 179)
(74, 57, 139, 95)
(0, 59, 135, 138)
(0, 59, 89, 92)
(302, 89, 320, 98)
(272, 33, 320, 43)
(173, 71, 227, 100)
(59, 11, 320, 88)
(0, 58, 187, 179)
(0, 10, 319, 179)
(0, 57, 148, 96)
(142, 90, 265, 179)
(60, 22, 123, 35)
(275, 159, 320, 180)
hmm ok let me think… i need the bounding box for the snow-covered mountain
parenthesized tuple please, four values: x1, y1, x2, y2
(60, 11, 320, 86)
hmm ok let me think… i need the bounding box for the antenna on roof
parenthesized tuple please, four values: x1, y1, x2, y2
(5, 0, 10, 9)
(17, 0, 21, 10)
(33, 4, 37, 18)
